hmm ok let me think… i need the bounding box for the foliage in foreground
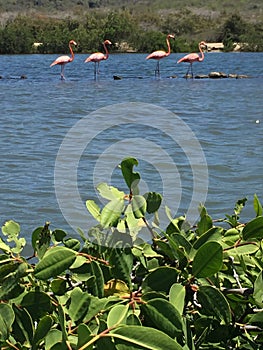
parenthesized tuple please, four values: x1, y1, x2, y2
(1, 157, 263, 349)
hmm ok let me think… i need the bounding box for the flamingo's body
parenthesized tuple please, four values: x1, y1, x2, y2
(50, 40, 77, 80)
(177, 41, 207, 78)
(146, 34, 175, 76)
(85, 40, 112, 77)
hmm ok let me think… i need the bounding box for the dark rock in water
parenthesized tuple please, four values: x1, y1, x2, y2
(209, 71, 227, 78)
(209, 72, 221, 78)
(228, 74, 238, 78)
(169, 75, 177, 79)
(228, 73, 249, 79)
(220, 72, 228, 78)
(113, 75, 122, 80)
(236, 74, 249, 79)
(0, 76, 3, 79)
(4, 75, 27, 80)
(195, 74, 209, 79)
(184, 74, 193, 79)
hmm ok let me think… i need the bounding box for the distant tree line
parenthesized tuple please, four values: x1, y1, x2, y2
(0, 10, 262, 54)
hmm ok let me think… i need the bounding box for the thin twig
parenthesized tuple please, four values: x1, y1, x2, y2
(142, 217, 156, 239)
(222, 288, 254, 296)
(229, 256, 242, 288)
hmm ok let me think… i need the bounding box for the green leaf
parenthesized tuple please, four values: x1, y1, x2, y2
(223, 228, 240, 246)
(52, 229, 67, 242)
(250, 311, 263, 326)
(101, 198, 125, 228)
(122, 204, 144, 234)
(0, 238, 11, 254)
(197, 286, 232, 324)
(34, 246, 77, 280)
(110, 248, 133, 289)
(170, 233, 192, 256)
(253, 271, 263, 307)
(2, 220, 20, 237)
(199, 204, 208, 217)
(169, 283, 186, 315)
(16, 261, 29, 278)
(68, 287, 93, 323)
(131, 195, 147, 219)
(85, 296, 109, 323)
(0, 260, 20, 281)
(50, 341, 68, 350)
(51, 278, 67, 295)
(224, 242, 259, 255)
(126, 314, 141, 326)
(193, 227, 224, 250)
(45, 329, 63, 350)
(68, 287, 108, 323)
(58, 304, 68, 342)
(183, 318, 195, 350)
(1, 220, 26, 254)
(109, 325, 183, 350)
(242, 216, 263, 241)
(0, 273, 25, 300)
(21, 291, 52, 320)
(144, 192, 162, 214)
(254, 194, 263, 217)
(63, 237, 81, 251)
(86, 200, 101, 222)
(141, 267, 179, 295)
(0, 303, 15, 341)
(120, 157, 140, 192)
(142, 243, 163, 258)
(77, 324, 93, 349)
(70, 255, 87, 270)
(32, 315, 53, 350)
(192, 241, 223, 278)
(12, 304, 34, 345)
(88, 261, 105, 297)
(97, 182, 125, 201)
(166, 215, 187, 235)
(234, 197, 247, 216)
(141, 298, 183, 338)
(97, 335, 117, 350)
(153, 239, 174, 259)
(104, 279, 130, 297)
(31, 222, 51, 259)
(197, 214, 213, 235)
(107, 304, 129, 328)
(97, 320, 117, 350)
(169, 233, 192, 255)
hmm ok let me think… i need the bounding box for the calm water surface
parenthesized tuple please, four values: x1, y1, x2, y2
(0, 52, 262, 238)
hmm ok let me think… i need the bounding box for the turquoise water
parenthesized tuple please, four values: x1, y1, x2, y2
(0, 52, 262, 237)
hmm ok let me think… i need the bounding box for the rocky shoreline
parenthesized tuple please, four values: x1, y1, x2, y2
(113, 72, 250, 80)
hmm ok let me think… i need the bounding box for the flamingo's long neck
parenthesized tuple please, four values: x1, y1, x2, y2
(166, 36, 171, 56)
(69, 43, 75, 62)
(198, 43, 205, 62)
(104, 43, 109, 60)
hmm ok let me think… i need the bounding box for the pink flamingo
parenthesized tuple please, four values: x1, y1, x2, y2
(84, 40, 112, 78)
(50, 40, 77, 80)
(177, 41, 207, 78)
(146, 34, 175, 76)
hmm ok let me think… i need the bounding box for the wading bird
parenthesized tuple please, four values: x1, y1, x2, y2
(84, 40, 112, 78)
(146, 34, 175, 76)
(50, 40, 77, 80)
(177, 41, 207, 78)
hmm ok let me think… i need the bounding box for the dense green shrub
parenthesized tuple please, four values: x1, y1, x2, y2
(0, 9, 262, 54)
(0, 157, 263, 349)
